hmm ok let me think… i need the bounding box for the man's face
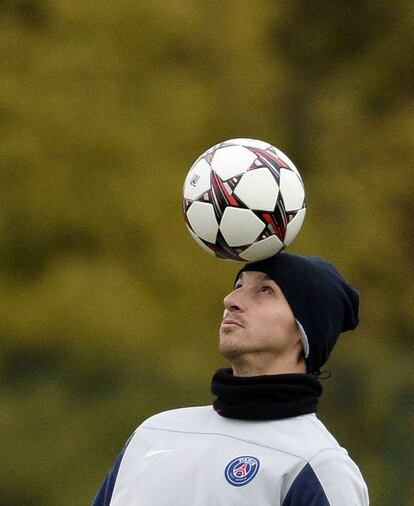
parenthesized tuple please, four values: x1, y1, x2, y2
(219, 271, 302, 367)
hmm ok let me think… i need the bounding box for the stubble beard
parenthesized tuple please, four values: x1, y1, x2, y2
(219, 327, 247, 361)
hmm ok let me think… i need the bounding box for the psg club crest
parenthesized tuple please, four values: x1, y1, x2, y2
(225, 456, 260, 487)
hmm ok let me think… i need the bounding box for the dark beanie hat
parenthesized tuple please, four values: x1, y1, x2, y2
(236, 252, 360, 373)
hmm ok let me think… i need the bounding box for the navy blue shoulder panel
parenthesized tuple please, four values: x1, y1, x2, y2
(92, 439, 131, 506)
(283, 463, 330, 506)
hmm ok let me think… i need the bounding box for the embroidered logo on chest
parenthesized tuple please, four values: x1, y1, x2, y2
(224, 456, 260, 486)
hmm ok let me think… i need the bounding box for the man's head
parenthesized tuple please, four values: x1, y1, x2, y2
(219, 252, 360, 375)
(219, 270, 306, 376)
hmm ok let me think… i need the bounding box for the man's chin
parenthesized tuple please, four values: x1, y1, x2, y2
(219, 339, 245, 361)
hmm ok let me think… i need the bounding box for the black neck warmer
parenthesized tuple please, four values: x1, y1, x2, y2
(211, 368, 322, 421)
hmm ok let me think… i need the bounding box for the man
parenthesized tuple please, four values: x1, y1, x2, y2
(92, 252, 369, 505)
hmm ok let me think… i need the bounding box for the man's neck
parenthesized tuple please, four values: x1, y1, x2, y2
(230, 352, 306, 377)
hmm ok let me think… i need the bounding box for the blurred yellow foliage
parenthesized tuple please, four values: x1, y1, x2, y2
(0, 1, 413, 504)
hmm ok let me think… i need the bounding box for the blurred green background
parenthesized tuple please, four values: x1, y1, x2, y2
(1, 0, 413, 504)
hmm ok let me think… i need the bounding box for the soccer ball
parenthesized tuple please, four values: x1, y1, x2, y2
(183, 138, 306, 262)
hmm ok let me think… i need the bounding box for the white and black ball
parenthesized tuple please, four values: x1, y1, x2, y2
(183, 138, 306, 262)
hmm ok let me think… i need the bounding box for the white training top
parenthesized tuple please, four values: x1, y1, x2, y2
(93, 405, 369, 505)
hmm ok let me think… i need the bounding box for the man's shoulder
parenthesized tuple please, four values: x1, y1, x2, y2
(297, 414, 345, 457)
(136, 408, 346, 462)
(139, 405, 214, 431)
(257, 413, 347, 462)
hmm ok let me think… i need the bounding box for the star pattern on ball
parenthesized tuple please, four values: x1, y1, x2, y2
(183, 139, 306, 261)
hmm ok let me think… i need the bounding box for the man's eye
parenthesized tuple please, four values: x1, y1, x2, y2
(261, 286, 274, 294)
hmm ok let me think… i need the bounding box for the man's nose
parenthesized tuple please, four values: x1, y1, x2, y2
(223, 289, 246, 312)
